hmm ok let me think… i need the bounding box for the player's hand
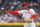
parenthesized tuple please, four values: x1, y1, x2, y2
(7, 11, 10, 13)
(24, 17, 30, 22)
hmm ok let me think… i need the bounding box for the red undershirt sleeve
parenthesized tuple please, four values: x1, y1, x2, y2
(30, 14, 36, 19)
(10, 11, 19, 14)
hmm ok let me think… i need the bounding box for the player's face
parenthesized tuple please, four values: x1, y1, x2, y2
(23, 5, 28, 9)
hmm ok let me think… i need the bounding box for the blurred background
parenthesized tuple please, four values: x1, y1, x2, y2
(0, 0, 40, 27)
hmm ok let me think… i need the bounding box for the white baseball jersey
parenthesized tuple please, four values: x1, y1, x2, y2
(17, 9, 36, 22)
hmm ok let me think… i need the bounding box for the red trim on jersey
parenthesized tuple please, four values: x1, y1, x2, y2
(27, 9, 30, 11)
(10, 11, 19, 14)
(30, 14, 36, 19)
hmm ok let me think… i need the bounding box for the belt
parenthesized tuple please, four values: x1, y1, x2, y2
(27, 21, 32, 23)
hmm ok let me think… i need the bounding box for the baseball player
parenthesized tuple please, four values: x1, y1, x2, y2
(8, 3, 36, 27)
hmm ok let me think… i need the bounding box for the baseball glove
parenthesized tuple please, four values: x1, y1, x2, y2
(24, 17, 30, 22)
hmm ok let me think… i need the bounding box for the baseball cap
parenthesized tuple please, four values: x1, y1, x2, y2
(22, 3, 28, 6)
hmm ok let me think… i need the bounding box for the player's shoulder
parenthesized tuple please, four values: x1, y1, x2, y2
(29, 8, 35, 12)
(29, 8, 34, 11)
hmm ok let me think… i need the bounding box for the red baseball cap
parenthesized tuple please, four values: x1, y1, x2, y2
(24, 3, 28, 6)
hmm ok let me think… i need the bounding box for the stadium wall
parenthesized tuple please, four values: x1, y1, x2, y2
(0, 23, 40, 27)
(0, 23, 40, 26)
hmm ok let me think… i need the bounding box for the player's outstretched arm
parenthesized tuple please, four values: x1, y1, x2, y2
(9, 11, 19, 14)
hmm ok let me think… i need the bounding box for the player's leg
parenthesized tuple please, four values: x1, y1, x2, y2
(24, 23, 29, 27)
(31, 23, 36, 27)
(30, 22, 36, 27)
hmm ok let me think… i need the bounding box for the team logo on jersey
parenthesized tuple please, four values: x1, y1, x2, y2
(23, 11, 33, 14)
